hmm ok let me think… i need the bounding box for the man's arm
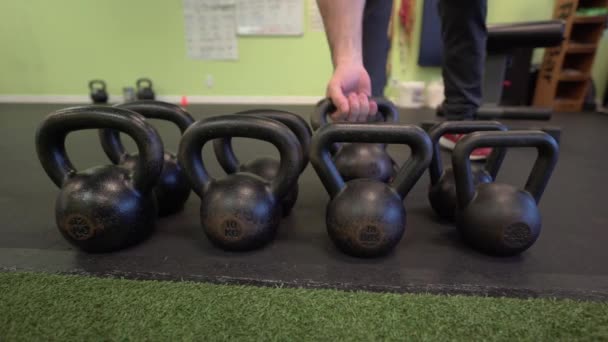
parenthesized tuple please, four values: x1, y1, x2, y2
(318, 0, 365, 67)
(317, 0, 377, 122)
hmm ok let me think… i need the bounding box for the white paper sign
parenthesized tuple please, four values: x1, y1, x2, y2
(308, 0, 324, 32)
(236, 0, 303, 36)
(183, 0, 238, 60)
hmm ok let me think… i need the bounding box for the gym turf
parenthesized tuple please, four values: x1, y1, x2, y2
(1, 272, 606, 341)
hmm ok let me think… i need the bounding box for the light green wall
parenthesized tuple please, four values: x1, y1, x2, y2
(0, 0, 333, 96)
(592, 31, 608, 99)
(0, 0, 606, 98)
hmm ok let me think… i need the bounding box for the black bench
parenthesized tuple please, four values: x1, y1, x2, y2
(439, 20, 565, 120)
(480, 20, 565, 120)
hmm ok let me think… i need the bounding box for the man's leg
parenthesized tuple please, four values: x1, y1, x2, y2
(362, 0, 393, 97)
(438, 0, 487, 120)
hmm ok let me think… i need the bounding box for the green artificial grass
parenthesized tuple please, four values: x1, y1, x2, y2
(1, 272, 607, 341)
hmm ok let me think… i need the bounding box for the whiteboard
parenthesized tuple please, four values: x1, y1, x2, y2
(236, 0, 304, 36)
(182, 0, 238, 60)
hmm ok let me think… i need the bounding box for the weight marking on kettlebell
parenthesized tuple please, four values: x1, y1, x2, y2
(222, 219, 242, 240)
(502, 222, 532, 249)
(62, 214, 98, 241)
(358, 225, 383, 247)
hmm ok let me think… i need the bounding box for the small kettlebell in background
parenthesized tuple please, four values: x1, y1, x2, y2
(89, 80, 108, 104)
(310, 123, 432, 257)
(213, 109, 312, 216)
(426, 121, 507, 220)
(179, 115, 303, 251)
(136, 78, 155, 100)
(311, 98, 399, 182)
(99, 100, 195, 216)
(36, 106, 164, 253)
(452, 130, 559, 256)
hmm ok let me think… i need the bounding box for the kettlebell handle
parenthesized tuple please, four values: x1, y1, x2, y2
(213, 109, 311, 174)
(311, 97, 399, 131)
(89, 80, 106, 91)
(136, 78, 153, 90)
(178, 115, 303, 199)
(452, 130, 559, 207)
(310, 123, 433, 198)
(427, 121, 507, 185)
(35, 106, 164, 193)
(99, 100, 194, 163)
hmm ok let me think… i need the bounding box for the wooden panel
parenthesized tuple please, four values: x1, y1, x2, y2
(534, 47, 566, 107)
(570, 22, 606, 44)
(556, 0, 581, 37)
(554, 98, 585, 111)
(562, 52, 596, 72)
(577, 0, 608, 8)
(566, 42, 598, 53)
(559, 70, 590, 81)
(533, 0, 607, 111)
(557, 80, 588, 98)
(534, 0, 579, 109)
(573, 15, 608, 23)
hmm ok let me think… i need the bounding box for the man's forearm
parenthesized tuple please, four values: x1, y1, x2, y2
(317, 0, 366, 67)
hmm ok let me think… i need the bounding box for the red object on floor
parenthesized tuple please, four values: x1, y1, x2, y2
(440, 134, 492, 161)
(180, 96, 188, 107)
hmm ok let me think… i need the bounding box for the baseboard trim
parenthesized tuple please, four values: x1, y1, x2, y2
(0, 95, 91, 104)
(0, 95, 322, 105)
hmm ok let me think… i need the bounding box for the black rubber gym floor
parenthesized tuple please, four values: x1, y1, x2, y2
(1, 103, 607, 300)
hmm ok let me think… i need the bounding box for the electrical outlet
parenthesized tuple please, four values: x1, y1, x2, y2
(206, 75, 214, 88)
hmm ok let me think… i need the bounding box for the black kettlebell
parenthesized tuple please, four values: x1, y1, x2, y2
(310, 123, 432, 257)
(311, 98, 399, 182)
(89, 80, 108, 104)
(452, 130, 559, 256)
(99, 100, 195, 216)
(136, 78, 155, 100)
(213, 109, 311, 216)
(35, 106, 164, 253)
(427, 121, 507, 220)
(178, 115, 303, 251)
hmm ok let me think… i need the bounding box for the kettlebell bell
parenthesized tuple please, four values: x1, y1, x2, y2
(310, 123, 432, 257)
(311, 98, 399, 182)
(427, 121, 507, 220)
(213, 109, 311, 216)
(35, 106, 164, 253)
(136, 78, 155, 100)
(452, 130, 559, 256)
(178, 115, 303, 251)
(89, 80, 108, 104)
(99, 100, 195, 216)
